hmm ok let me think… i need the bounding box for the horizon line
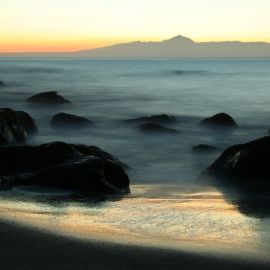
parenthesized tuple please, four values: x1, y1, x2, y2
(1, 35, 270, 54)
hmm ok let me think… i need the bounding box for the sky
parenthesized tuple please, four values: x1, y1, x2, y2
(1, 0, 270, 52)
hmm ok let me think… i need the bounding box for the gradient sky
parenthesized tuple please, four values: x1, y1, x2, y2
(1, 0, 270, 52)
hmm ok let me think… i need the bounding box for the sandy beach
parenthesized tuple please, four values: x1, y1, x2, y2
(0, 220, 269, 270)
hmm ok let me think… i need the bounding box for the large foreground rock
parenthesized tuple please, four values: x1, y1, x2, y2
(200, 113, 238, 128)
(50, 113, 92, 128)
(27, 91, 71, 104)
(203, 136, 270, 189)
(125, 114, 177, 124)
(0, 108, 37, 146)
(0, 142, 130, 195)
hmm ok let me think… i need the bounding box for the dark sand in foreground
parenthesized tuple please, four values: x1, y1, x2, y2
(0, 220, 269, 270)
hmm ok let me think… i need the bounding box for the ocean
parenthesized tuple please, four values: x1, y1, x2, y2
(0, 57, 270, 258)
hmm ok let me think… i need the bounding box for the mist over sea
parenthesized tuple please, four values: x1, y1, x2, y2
(1, 57, 270, 183)
(1, 57, 270, 257)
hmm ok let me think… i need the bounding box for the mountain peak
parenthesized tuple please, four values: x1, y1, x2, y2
(162, 35, 195, 44)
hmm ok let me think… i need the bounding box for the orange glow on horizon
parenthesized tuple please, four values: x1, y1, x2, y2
(0, 37, 125, 53)
(1, 0, 269, 53)
(1, 35, 270, 53)
(0, 43, 106, 53)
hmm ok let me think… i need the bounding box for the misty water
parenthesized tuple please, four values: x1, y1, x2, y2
(0, 58, 270, 257)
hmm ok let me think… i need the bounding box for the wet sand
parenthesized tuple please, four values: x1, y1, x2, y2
(0, 220, 269, 270)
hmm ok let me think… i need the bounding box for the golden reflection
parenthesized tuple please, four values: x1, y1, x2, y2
(0, 185, 266, 257)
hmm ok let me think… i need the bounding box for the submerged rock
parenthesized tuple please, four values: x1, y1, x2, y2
(50, 113, 92, 129)
(136, 123, 179, 134)
(192, 144, 219, 152)
(0, 142, 130, 195)
(27, 91, 71, 104)
(126, 114, 177, 124)
(0, 108, 37, 146)
(203, 136, 270, 189)
(200, 113, 238, 128)
(0, 81, 5, 87)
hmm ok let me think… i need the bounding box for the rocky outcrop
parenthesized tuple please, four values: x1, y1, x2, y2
(126, 114, 177, 124)
(16, 111, 38, 134)
(200, 113, 238, 128)
(0, 108, 37, 146)
(136, 123, 179, 134)
(0, 142, 130, 195)
(50, 113, 92, 129)
(27, 91, 71, 104)
(203, 136, 270, 189)
(192, 144, 218, 152)
(0, 81, 5, 87)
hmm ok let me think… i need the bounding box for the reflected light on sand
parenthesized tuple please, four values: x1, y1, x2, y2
(0, 185, 268, 258)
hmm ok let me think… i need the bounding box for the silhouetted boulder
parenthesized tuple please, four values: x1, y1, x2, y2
(126, 114, 177, 124)
(0, 108, 37, 146)
(203, 136, 270, 189)
(50, 113, 92, 129)
(27, 91, 71, 104)
(192, 144, 218, 152)
(0, 81, 5, 87)
(16, 111, 38, 134)
(200, 113, 238, 128)
(136, 123, 179, 134)
(0, 142, 130, 195)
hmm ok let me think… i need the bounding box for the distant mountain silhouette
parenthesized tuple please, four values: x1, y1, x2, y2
(161, 35, 195, 45)
(76, 35, 270, 57)
(1, 35, 270, 57)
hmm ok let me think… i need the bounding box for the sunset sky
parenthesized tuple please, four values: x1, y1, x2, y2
(1, 0, 270, 52)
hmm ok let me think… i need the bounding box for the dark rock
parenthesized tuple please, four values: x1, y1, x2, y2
(0, 81, 5, 87)
(192, 144, 219, 152)
(27, 91, 71, 104)
(203, 136, 270, 189)
(136, 123, 179, 134)
(225, 191, 270, 218)
(50, 113, 92, 129)
(0, 142, 130, 195)
(16, 111, 38, 134)
(0, 108, 28, 146)
(126, 114, 177, 124)
(200, 113, 238, 128)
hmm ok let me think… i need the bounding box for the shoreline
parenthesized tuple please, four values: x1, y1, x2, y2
(1, 184, 270, 267)
(0, 219, 269, 270)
